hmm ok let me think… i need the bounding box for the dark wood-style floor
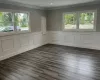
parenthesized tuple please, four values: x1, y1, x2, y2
(0, 44, 100, 80)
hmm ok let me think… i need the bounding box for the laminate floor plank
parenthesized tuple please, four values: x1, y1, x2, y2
(0, 44, 100, 80)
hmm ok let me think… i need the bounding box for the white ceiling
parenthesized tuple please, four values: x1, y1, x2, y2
(8, 0, 97, 8)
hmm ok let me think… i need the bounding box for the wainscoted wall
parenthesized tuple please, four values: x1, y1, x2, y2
(1, 2, 100, 61)
(0, 2, 47, 61)
(0, 32, 48, 61)
(48, 31, 100, 50)
(1, 31, 100, 61)
(47, 3, 100, 50)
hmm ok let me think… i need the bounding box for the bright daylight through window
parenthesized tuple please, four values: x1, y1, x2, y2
(63, 11, 96, 31)
(64, 13, 77, 29)
(79, 12, 95, 29)
(0, 11, 29, 32)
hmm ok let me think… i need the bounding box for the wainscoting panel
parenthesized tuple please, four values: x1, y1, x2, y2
(1, 31, 100, 61)
(48, 31, 100, 50)
(20, 33, 30, 47)
(1, 36, 15, 56)
(2, 38, 14, 52)
(13, 35, 21, 50)
(33, 32, 48, 47)
(0, 32, 48, 61)
(33, 32, 43, 47)
(0, 40, 2, 56)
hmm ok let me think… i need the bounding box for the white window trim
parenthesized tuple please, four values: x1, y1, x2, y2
(15, 12, 31, 33)
(0, 9, 31, 37)
(62, 10, 97, 32)
(62, 12, 78, 31)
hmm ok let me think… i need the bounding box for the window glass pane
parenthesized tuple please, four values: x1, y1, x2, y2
(14, 13, 29, 31)
(0, 12, 14, 32)
(79, 12, 95, 29)
(64, 13, 77, 29)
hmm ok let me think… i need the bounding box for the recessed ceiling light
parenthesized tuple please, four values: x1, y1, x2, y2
(50, 3, 53, 5)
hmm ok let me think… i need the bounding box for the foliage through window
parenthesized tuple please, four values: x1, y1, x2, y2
(14, 13, 29, 31)
(0, 12, 14, 32)
(79, 12, 95, 29)
(0, 11, 29, 32)
(63, 11, 96, 31)
(64, 13, 77, 29)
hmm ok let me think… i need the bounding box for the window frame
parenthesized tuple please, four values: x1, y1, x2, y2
(14, 12, 31, 33)
(0, 9, 31, 36)
(62, 10, 97, 32)
(62, 12, 78, 30)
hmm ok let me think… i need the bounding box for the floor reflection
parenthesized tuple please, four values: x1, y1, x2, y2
(63, 53, 94, 77)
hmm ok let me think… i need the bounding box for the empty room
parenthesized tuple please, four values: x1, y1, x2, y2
(0, 0, 100, 80)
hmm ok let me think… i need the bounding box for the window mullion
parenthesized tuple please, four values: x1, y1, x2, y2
(76, 12, 80, 30)
(12, 12, 16, 32)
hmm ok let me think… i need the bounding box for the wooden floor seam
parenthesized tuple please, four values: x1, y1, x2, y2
(0, 44, 100, 80)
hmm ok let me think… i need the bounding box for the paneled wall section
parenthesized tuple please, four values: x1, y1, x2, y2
(48, 31, 100, 50)
(0, 32, 48, 61)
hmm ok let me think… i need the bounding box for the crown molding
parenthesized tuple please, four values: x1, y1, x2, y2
(46, 1, 100, 10)
(0, 0, 45, 10)
(0, 0, 100, 10)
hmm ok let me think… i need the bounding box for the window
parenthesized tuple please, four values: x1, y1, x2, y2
(63, 10, 96, 31)
(14, 13, 29, 31)
(0, 12, 14, 32)
(64, 13, 77, 29)
(0, 11, 29, 33)
(79, 12, 95, 29)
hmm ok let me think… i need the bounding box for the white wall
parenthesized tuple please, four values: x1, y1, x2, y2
(0, 32, 48, 61)
(1, 31, 100, 61)
(48, 31, 100, 50)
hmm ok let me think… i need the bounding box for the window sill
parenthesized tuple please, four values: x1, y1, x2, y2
(0, 30, 31, 37)
(62, 29, 96, 32)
